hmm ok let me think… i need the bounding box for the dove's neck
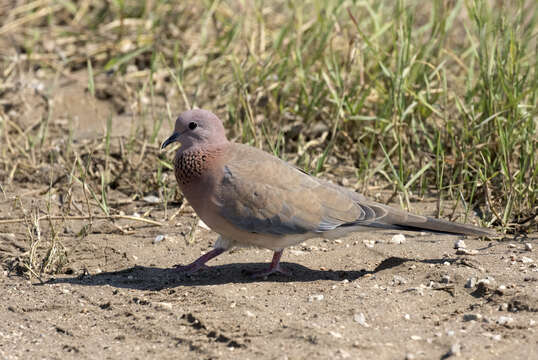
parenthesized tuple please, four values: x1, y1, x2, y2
(173, 143, 229, 187)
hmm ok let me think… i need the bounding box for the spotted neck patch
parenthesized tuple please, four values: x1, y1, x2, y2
(174, 149, 210, 185)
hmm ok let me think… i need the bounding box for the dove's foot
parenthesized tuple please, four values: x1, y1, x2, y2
(173, 248, 225, 274)
(245, 250, 290, 278)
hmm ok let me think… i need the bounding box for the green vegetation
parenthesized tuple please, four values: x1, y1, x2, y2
(0, 0, 536, 278)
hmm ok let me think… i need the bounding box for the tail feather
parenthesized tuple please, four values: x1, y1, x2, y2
(365, 202, 497, 237)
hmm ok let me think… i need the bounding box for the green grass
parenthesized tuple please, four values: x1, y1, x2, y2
(0, 0, 536, 249)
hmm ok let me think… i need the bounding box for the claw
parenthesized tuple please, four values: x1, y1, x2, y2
(245, 250, 289, 279)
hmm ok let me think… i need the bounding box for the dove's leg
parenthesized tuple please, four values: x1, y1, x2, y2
(248, 250, 290, 278)
(174, 248, 225, 273)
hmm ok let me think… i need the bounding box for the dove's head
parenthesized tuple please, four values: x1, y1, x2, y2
(161, 109, 228, 151)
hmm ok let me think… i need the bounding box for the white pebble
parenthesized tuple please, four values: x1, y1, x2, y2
(404, 314, 411, 320)
(142, 195, 160, 204)
(520, 257, 533, 263)
(410, 335, 422, 341)
(496, 316, 514, 325)
(389, 234, 406, 244)
(353, 313, 369, 327)
(329, 331, 342, 338)
(153, 234, 165, 244)
(308, 294, 324, 302)
(448, 343, 461, 357)
(498, 303, 508, 311)
(154, 302, 173, 310)
(524, 243, 533, 251)
(454, 239, 466, 249)
(508, 243, 517, 248)
(245, 311, 255, 317)
(363, 240, 375, 248)
(477, 277, 494, 285)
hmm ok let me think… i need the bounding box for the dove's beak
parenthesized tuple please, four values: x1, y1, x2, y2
(161, 132, 180, 150)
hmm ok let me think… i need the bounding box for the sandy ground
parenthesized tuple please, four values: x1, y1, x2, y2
(1, 199, 537, 360)
(0, 75, 537, 359)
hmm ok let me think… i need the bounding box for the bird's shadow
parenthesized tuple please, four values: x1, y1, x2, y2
(46, 256, 454, 291)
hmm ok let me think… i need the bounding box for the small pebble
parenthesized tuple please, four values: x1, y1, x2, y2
(410, 335, 422, 341)
(389, 234, 406, 244)
(405, 353, 415, 360)
(477, 277, 495, 285)
(496, 316, 513, 326)
(308, 294, 324, 302)
(508, 243, 516, 248)
(454, 239, 466, 249)
(520, 257, 533, 263)
(404, 314, 411, 320)
(245, 311, 255, 317)
(524, 243, 533, 251)
(465, 278, 476, 288)
(363, 240, 375, 248)
(154, 302, 173, 310)
(329, 331, 343, 338)
(392, 275, 407, 285)
(142, 195, 160, 204)
(463, 313, 482, 322)
(353, 313, 369, 327)
(441, 275, 451, 284)
(447, 343, 461, 357)
(153, 234, 165, 244)
(498, 303, 508, 311)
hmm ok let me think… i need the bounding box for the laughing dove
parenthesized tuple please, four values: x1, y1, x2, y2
(161, 109, 496, 277)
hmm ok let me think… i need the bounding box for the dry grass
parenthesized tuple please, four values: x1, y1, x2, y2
(0, 0, 536, 276)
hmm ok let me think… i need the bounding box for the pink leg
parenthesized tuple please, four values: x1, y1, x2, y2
(174, 248, 225, 274)
(248, 250, 290, 278)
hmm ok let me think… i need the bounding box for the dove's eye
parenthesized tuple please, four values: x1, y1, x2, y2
(188, 122, 198, 130)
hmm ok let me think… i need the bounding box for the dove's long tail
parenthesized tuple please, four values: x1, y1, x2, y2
(359, 200, 496, 237)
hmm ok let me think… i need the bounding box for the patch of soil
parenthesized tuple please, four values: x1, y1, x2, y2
(0, 73, 536, 360)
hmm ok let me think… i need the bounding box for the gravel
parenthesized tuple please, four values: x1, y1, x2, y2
(353, 313, 369, 327)
(308, 294, 324, 302)
(389, 234, 406, 244)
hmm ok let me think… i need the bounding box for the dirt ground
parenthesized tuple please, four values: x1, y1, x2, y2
(1, 206, 537, 360)
(1, 76, 537, 360)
